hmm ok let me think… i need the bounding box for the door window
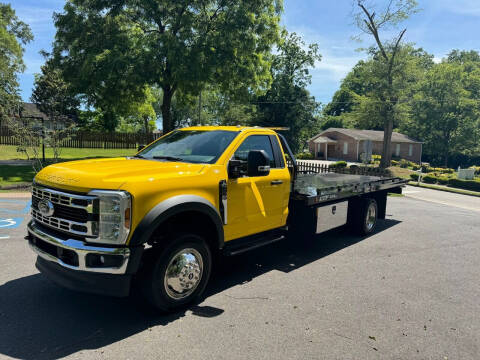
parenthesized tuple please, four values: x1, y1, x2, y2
(233, 135, 276, 168)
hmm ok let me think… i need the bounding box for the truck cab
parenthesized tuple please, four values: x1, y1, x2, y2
(26, 126, 405, 311)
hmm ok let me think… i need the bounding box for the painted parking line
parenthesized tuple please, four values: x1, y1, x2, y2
(0, 217, 24, 229)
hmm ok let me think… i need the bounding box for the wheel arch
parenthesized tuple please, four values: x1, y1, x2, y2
(128, 195, 224, 250)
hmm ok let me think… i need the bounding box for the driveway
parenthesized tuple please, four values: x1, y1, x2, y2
(0, 191, 478, 359)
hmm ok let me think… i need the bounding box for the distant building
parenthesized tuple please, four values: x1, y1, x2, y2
(12, 103, 73, 130)
(308, 128, 422, 163)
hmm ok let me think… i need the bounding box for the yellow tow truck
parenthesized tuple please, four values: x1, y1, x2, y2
(26, 126, 405, 311)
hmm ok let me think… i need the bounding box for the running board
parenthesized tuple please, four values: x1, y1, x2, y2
(223, 228, 286, 256)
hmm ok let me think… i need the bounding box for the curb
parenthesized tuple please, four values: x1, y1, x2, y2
(407, 181, 480, 198)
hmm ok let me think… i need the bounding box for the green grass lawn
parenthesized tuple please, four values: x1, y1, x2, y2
(387, 166, 416, 180)
(0, 145, 137, 161)
(0, 165, 35, 188)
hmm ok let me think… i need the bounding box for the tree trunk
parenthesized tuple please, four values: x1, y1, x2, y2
(143, 115, 149, 133)
(161, 87, 174, 133)
(380, 118, 393, 168)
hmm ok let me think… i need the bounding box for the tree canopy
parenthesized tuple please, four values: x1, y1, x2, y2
(52, 0, 283, 132)
(255, 31, 321, 152)
(0, 3, 33, 121)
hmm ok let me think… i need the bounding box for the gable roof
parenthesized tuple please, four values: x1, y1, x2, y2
(18, 103, 48, 120)
(312, 128, 421, 144)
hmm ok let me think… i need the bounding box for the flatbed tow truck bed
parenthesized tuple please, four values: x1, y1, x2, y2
(293, 172, 407, 206)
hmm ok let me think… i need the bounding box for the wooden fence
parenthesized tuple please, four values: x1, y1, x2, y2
(0, 126, 162, 149)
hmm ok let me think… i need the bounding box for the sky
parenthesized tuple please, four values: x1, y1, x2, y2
(12, 0, 480, 106)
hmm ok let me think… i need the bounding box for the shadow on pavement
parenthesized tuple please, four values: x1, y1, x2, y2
(0, 219, 400, 359)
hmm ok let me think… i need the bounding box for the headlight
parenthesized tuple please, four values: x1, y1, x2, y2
(88, 190, 131, 245)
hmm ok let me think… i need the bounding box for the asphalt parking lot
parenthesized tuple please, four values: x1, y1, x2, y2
(0, 189, 479, 359)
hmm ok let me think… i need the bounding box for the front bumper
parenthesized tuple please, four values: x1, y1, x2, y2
(27, 221, 143, 297)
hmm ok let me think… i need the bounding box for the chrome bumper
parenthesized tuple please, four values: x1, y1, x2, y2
(27, 221, 130, 274)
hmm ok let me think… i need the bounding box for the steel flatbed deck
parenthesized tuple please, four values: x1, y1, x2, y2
(293, 172, 407, 206)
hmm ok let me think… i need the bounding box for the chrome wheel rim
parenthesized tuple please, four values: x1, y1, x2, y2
(164, 248, 203, 300)
(366, 203, 376, 231)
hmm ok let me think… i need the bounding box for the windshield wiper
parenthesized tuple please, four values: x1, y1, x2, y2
(133, 154, 145, 158)
(152, 156, 184, 162)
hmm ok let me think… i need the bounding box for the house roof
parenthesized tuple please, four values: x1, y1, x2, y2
(312, 136, 337, 144)
(18, 103, 48, 120)
(312, 128, 422, 144)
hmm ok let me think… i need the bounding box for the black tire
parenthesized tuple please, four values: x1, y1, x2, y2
(140, 233, 212, 312)
(350, 198, 378, 236)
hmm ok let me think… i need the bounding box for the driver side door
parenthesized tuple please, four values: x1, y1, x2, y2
(224, 134, 290, 241)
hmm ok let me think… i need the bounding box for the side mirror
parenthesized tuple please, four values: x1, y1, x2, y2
(247, 150, 270, 177)
(137, 144, 146, 152)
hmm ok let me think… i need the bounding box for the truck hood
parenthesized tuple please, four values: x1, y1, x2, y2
(34, 157, 206, 193)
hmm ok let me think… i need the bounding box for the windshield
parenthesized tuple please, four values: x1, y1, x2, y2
(137, 130, 239, 164)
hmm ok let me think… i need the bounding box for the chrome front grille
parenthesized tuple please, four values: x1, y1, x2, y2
(31, 184, 98, 237)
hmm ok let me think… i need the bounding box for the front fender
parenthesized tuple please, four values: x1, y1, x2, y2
(128, 195, 224, 248)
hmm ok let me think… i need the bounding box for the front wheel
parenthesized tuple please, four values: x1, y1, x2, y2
(140, 233, 212, 312)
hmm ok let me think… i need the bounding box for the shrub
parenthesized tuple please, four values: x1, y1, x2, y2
(433, 167, 454, 174)
(296, 152, 314, 160)
(399, 159, 410, 168)
(437, 176, 450, 185)
(422, 174, 437, 184)
(331, 160, 347, 168)
(469, 166, 480, 175)
(349, 164, 359, 170)
(372, 154, 381, 160)
(411, 164, 421, 171)
(447, 178, 480, 192)
(410, 173, 419, 181)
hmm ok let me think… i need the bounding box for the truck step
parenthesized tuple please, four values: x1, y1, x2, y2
(223, 228, 287, 256)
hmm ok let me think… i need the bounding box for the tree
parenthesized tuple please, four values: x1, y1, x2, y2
(117, 87, 158, 133)
(255, 31, 321, 153)
(404, 52, 480, 167)
(31, 55, 80, 126)
(0, 3, 33, 122)
(353, 0, 418, 167)
(323, 46, 433, 135)
(30, 56, 80, 162)
(52, 0, 283, 133)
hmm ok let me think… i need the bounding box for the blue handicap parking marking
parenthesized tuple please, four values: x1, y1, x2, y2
(0, 199, 31, 215)
(0, 217, 24, 229)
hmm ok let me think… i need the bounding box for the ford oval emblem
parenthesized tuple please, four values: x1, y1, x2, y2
(38, 199, 54, 217)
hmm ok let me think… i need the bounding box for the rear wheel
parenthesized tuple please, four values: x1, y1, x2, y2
(140, 233, 212, 312)
(350, 198, 378, 235)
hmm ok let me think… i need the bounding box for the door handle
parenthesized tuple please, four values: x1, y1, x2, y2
(271, 180, 283, 185)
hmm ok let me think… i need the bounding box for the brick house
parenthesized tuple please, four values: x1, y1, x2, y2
(308, 128, 422, 163)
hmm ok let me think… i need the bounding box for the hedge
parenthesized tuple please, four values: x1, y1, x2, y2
(330, 160, 347, 168)
(447, 178, 480, 192)
(411, 172, 480, 192)
(296, 152, 314, 160)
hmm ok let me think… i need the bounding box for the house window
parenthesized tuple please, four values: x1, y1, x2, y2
(408, 144, 413, 157)
(395, 143, 400, 157)
(343, 142, 348, 155)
